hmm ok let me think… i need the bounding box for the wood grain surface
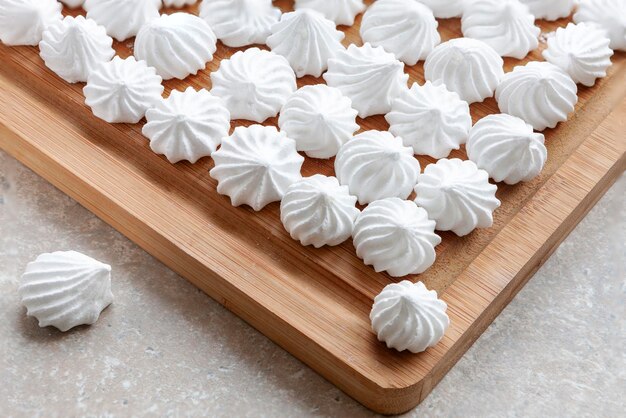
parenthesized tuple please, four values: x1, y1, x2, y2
(1, 1, 625, 414)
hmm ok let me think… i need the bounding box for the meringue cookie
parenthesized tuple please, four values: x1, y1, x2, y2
(210, 125, 304, 211)
(324, 43, 408, 118)
(543, 23, 614, 87)
(574, 0, 626, 51)
(415, 159, 500, 236)
(61, 0, 85, 8)
(19, 251, 113, 332)
(280, 175, 360, 248)
(84, 0, 161, 41)
(294, 0, 365, 26)
(0, 0, 62, 46)
(385, 82, 471, 159)
(335, 130, 420, 205)
(360, 0, 440, 66)
(496, 61, 578, 131)
(142, 87, 230, 164)
(211, 48, 296, 122)
(163, 0, 196, 7)
(519, 0, 574, 21)
(461, 0, 540, 59)
(134, 13, 216, 80)
(39, 16, 115, 84)
(84, 56, 164, 124)
(278, 85, 359, 159)
(199, 0, 281, 47)
(415, 0, 464, 18)
(424, 38, 504, 104)
(467, 114, 547, 184)
(353, 198, 441, 277)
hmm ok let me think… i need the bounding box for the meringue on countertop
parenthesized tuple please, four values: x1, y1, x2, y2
(280, 175, 360, 248)
(496, 61, 578, 131)
(199, 0, 281, 47)
(211, 48, 296, 122)
(353, 198, 441, 277)
(142, 87, 230, 164)
(324, 43, 408, 118)
(84, 56, 164, 124)
(84, 0, 161, 42)
(19, 251, 113, 332)
(61, 0, 85, 8)
(415, 159, 500, 236)
(424, 38, 504, 104)
(267, 9, 345, 78)
(210, 125, 304, 211)
(519, 0, 574, 21)
(335, 130, 420, 205)
(386, 81, 471, 159)
(0, 0, 62, 46)
(467, 114, 548, 185)
(294, 0, 366, 26)
(134, 12, 217, 80)
(370, 280, 449, 353)
(574, 0, 626, 51)
(415, 0, 464, 18)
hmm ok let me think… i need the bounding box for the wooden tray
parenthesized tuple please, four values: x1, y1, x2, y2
(1, 1, 625, 414)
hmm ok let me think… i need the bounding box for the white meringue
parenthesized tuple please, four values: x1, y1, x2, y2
(280, 175, 360, 248)
(467, 114, 547, 185)
(360, 0, 440, 66)
(267, 10, 345, 78)
(353, 198, 441, 277)
(163, 0, 196, 7)
(519, 0, 574, 21)
(210, 48, 296, 122)
(84, 56, 164, 124)
(370, 281, 449, 353)
(61, 0, 85, 8)
(142, 87, 230, 164)
(574, 0, 626, 51)
(424, 38, 504, 104)
(385, 82, 471, 159)
(335, 130, 420, 205)
(496, 61, 578, 131)
(19, 251, 113, 332)
(461, 0, 540, 59)
(0, 0, 62, 46)
(84, 0, 161, 42)
(324, 43, 408, 118)
(415, 0, 463, 18)
(543, 23, 614, 87)
(415, 159, 500, 236)
(278, 85, 359, 159)
(39, 16, 115, 84)
(199, 0, 281, 48)
(294, 0, 365, 26)
(134, 13, 216, 80)
(210, 125, 304, 211)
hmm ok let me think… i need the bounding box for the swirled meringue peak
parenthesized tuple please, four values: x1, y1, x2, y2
(0, 0, 62, 46)
(200, 0, 281, 48)
(294, 0, 366, 26)
(543, 23, 614, 87)
(353, 199, 441, 277)
(84, 0, 161, 41)
(39, 16, 115, 84)
(415, 159, 500, 236)
(386, 82, 471, 159)
(335, 131, 420, 204)
(519, 0, 574, 21)
(61, 0, 85, 8)
(496, 61, 578, 131)
(360, 0, 440, 66)
(267, 10, 345, 78)
(19, 251, 113, 332)
(424, 38, 504, 104)
(280, 175, 360, 248)
(467, 114, 547, 185)
(324, 43, 408, 118)
(574, 0, 626, 51)
(84, 56, 164, 124)
(415, 0, 463, 18)
(163, 0, 197, 7)
(134, 13, 216, 80)
(278, 85, 359, 159)
(210, 125, 304, 211)
(211, 48, 296, 122)
(461, 0, 540, 59)
(142, 87, 230, 164)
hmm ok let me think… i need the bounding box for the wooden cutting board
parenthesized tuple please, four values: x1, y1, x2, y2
(1, 1, 625, 414)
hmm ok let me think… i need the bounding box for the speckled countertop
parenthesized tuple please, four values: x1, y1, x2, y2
(1, 150, 624, 417)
